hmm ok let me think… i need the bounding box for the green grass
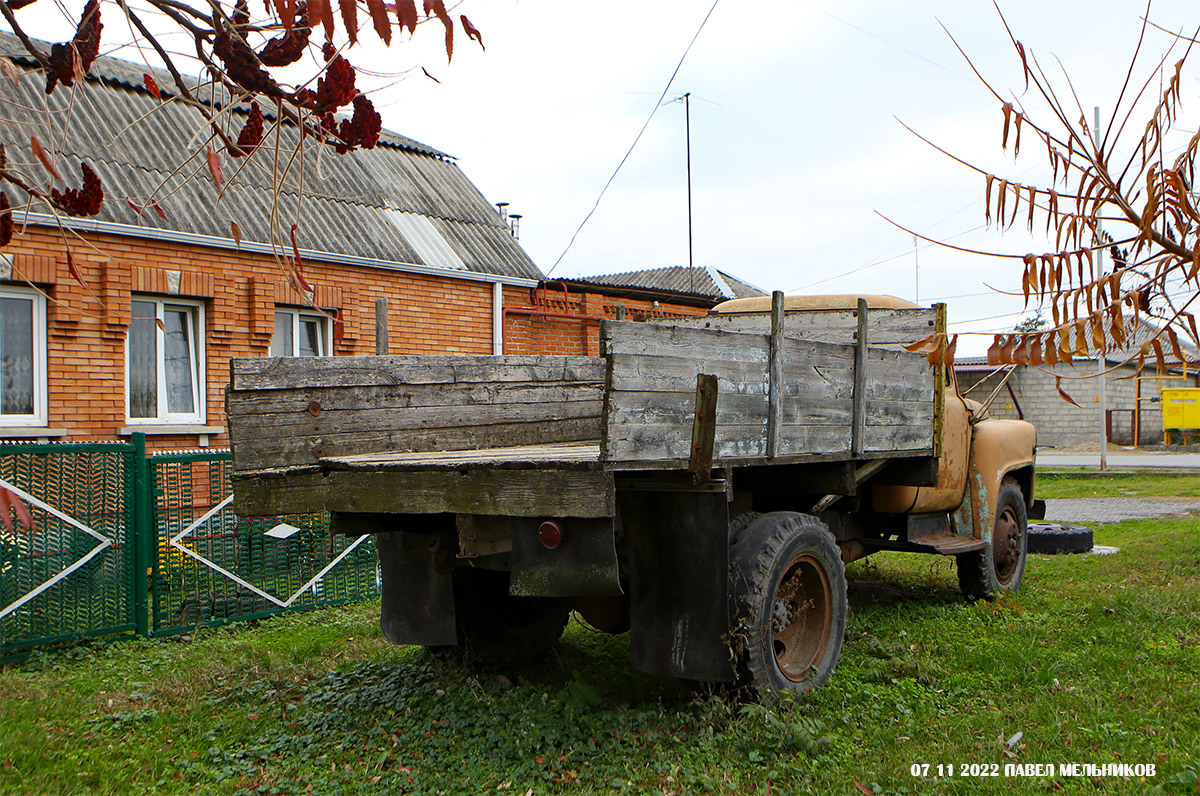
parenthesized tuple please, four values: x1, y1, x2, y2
(1037, 471, 1200, 499)
(1, 475, 1198, 795)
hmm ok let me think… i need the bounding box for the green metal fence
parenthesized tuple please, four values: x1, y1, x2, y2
(0, 435, 378, 659)
(0, 440, 138, 657)
(148, 450, 378, 636)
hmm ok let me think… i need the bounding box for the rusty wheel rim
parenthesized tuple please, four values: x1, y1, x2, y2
(992, 505, 1022, 585)
(770, 554, 832, 682)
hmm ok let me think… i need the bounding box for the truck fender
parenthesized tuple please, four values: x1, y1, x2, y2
(951, 418, 1037, 540)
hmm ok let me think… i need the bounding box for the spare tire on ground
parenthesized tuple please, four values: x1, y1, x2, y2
(1027, 523, 1094, 554)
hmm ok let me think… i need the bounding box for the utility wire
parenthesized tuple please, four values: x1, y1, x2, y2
(546, 0, 721, 276)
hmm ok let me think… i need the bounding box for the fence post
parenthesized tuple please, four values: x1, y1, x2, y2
(131, 433, 153, 637)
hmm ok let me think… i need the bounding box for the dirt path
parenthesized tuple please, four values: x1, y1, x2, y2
(1043, 497, 1200, 524)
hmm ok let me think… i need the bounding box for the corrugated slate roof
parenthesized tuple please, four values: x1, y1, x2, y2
(573, 266, 767, 301)
(0, 31, 543, 281)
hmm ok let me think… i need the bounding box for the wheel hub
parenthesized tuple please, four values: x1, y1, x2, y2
(770, 554, 832, 682)
(992, 506, 1022, 585)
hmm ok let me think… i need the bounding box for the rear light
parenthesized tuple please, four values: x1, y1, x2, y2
(538, 520, 564, 550)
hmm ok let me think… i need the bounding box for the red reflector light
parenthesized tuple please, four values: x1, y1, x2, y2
(538, 520, 564, 550)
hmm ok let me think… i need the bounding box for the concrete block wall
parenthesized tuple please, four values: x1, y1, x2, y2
(958, 361, 1198, 448)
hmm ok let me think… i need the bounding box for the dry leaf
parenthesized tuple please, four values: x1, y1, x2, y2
(460, 15, 484, 50)
(206, 147, 224, 189)
(231, 220, 243, 250)
(143, 73, 162, 100)
(31, 136, 62, 182)
(1055, 376, 1080, 407)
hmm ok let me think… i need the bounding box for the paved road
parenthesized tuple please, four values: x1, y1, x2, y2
(1043, 497, 1200, 524)
(1038, 451, 1200, 469)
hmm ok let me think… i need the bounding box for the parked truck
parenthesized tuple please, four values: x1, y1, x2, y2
(227, 294, 1037, 699)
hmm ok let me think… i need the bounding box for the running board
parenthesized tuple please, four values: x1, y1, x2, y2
(864, 535, 988, 556)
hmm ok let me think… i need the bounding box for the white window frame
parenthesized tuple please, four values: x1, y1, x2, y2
(0, 285, 48, 427)
(125, 296, 205, 425)
(270, 307, 333, 357)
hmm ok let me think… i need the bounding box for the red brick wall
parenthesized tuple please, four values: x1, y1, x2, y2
(1, 227, 715, 452)
(1, 226, 499, 451)
(502, 285, 708, 357)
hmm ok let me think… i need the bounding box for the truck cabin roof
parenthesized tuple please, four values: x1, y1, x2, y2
(710, 295, 919, 314)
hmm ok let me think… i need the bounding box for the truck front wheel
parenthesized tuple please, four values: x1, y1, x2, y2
(730, 512, 847, 700)
(957, 477, 1028, 600)
(446, 568, 570, 667)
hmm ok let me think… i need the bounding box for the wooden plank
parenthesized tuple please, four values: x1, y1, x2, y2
(767, 291, 784, 458)
(324, 442, 602, 470)
(604, 321, 769, 364)
(608, 354, 767, 394)
(228, 393, 602, 434)
(667, 306, 939, 345)
(232, 467, 616, 518)
(862, 423, 934, 453)
(231, 355, 605, 391)
(852, 298, 868, 455)
(226, 380, 604, 416)
(231, 416, 605, 472)
(689, 374, 719, 482)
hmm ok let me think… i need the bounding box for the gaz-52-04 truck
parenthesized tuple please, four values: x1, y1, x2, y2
(227, 293, 1037, 699)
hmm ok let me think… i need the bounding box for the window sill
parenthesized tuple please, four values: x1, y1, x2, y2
(0, 427, 69, 440)
(118, 425, 226, 436)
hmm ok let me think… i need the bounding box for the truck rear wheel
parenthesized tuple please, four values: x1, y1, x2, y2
(730, 512, 847, 700)
(957, 477, 1028, 600)
(447, 568, 570, 667)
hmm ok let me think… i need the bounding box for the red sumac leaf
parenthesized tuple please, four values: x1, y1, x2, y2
(290, 224, 314, 294)
(0, 191, 13, 248)
(367, 0, 391, 44)
(66, 250, 84, 286)
(339, 0, 358, 45)
(987, 335, 1003, 366)
(143, 73, 162, 100)
(941, 334, 957, 368)
(395, 0, 417, 35)
(126, 198, 144, 216)
(460, 15, 483, 50)
(902, 334, 934, 353)
(31, 136, 62, 182)
(207, 147, 224, 189)
(0, 485, 36, 534)
(151, 200, 166, 220)
(1055, 376, 1080, 407)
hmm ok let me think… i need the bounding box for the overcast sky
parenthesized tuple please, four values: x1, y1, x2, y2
(7, 0, 1200, 355)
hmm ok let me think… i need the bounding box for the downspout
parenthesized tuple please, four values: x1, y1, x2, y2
(492, 282, 504, 355)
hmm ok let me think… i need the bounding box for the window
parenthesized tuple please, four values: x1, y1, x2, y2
(0, 286, 47, 426)
(127, 297, 204, 423)
(270, 308, 331, 357)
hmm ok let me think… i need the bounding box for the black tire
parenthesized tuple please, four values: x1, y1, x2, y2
(730, 512, 847, 700)
(449, 568, 569, 667)
(1028, 523, 1094, 554)
(957, 477, 1028, 600)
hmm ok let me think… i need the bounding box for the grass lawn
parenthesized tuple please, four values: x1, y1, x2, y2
(0, 475, 1197, 795)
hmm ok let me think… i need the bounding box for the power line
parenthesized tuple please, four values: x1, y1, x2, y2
(546, 0, 722, 276)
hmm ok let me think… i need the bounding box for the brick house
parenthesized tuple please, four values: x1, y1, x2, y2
(504, 266, 765, 357)
(0, 35, 763, 451)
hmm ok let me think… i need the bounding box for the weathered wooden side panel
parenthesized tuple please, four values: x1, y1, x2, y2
(666, 306, 939, 347)
(602, 321, 934, 465)
(227, 355, 606, 472)
(232, 467, 616, 517)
